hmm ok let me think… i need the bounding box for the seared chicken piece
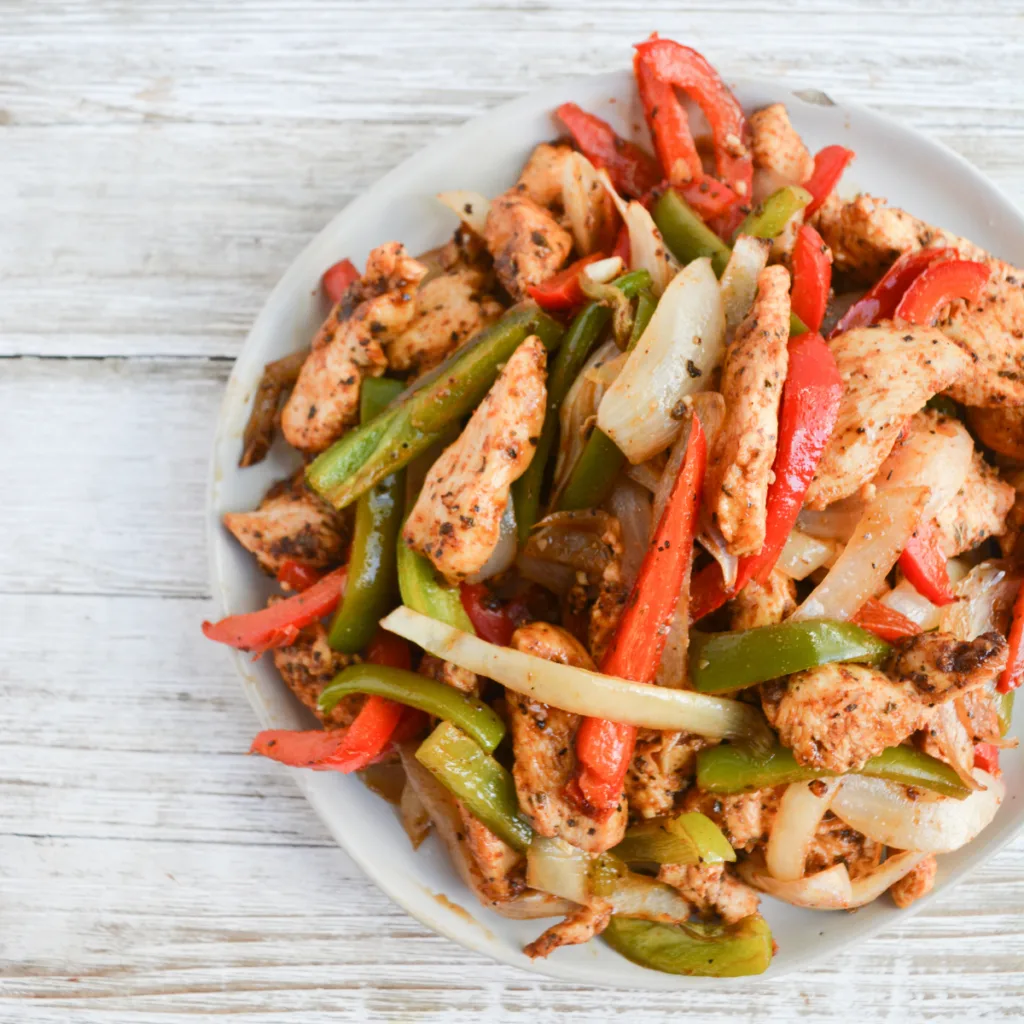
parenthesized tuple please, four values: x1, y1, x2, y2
(707, 265, 791, 556)
(917, 701, 979, 789)
(728, 570, 797, 630)
(960, 686, 1014, 747)
(805, 814, 882, 879)
(659, 863, 760, 924)
(404, 337, 547, 580)
(483, 191, 573, 299)
(223, 473, 350, 576)
(586, 516, 628, 665)
(418, 653, 478, 695)
(271, 620, 358, 728)
(516, 142, 574, 209)
(507, 623, 627, 853)
(804, 324, 972, 508)
(455, 806, 523, 902)
(749, 103, 813, 183)
(967, 404, 1024, 462)
(625, 731, 709, 820)
(524, 902, 612, 959)
(282, 243, 427, 452)
(682, 786, 779, 852)
(386, 268, 504, 377)
(932, 450, 1014, 557)
(887, 631, 1008, 701)
(890, 854, 937, 908)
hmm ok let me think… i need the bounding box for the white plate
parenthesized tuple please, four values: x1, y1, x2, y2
(207, 69, 1024, 987)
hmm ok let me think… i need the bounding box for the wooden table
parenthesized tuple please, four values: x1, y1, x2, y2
(3, 2, 1023, 1019)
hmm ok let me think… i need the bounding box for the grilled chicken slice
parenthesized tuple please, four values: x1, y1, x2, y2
(418, 652, 478, 695)
(516, 142, 574, 209)
(749, 103, 813, 184)
(805, 814, 882, 880)
(917, 701, 979, 789)
(728, 570, 797, 630)
(658, 863, 760, 924)
(282, 243, 427, 452)
(403, 336, 547, 580)
(455, 806, 523, 902)
(506, 622, 627, 853)
(967, 404, 1024, 462)
(625, 731, 709, 820)
(707, 265, 791, 556)
(932, 449, 1014, 557)
(386, 268, 504, 377)
(887, 631, 1008, 701)
(682, 786, 779, 852)
(889, 854, 937, 908)
(524, 902, 612, 959)
(483, 191, 573, 299)
(223, 474, 350, 576)
(804, 324, 972, 509)
(271, 620, 358, 728)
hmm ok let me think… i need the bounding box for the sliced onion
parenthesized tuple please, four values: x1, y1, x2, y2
(719, 234, 771, 331)
(796, 497, 867, 542)
(464, 500, 517, 584)
(765, 779, 841, 882)
(490, 891, 580, 920)
(738, 857, 853, 910)
(792, 487, 927, 622)
(830, 769, 1004, 854)
(656, 598, 691, 689)
(777, 530, 838, 581)
(436, 190, 491, 235)
(625, 460, 662, 494)
(606, 478, 652, 590)
(563, 152, 614, 257)
(382, 606, 774, 750)
(606, 871, 693, 924)
(517, 554, 575, 596)
(598, 259, 726, 464)
(880, 578, 942, 631)
(400, 779, 432, 850)
(846, 850, 931, 908)
(527, 836, 591, 905)
(940, 559, 1021, 641)
(582, 255, 625, 285)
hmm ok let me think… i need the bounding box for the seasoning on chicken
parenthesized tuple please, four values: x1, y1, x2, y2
(281, 243, 427, 453)
(887, 631, 1008, 700)
(889, 853, 937, 908)
(418, 652, 478, 696)
(271, 620, 358, 728)
(707, 265, 791, 556)
(967, 403, 1024, 462)
(932, 450, 1015, 557)
(682, 787, 779, 852)
(524, 902, 612, 959)
(223, 474, 350, 576)
(507, 622, 627, 853)
(455, 807, 523, 902)
(728, 570, 797, 630)
(658, 862, 760, 924)
(625, 731, 709, 820)
(805, 814, 882, 879)
(805, 324, 972, 509)
(749, 103, 813, 184)
(386, 268, 504, 377)
(483, 191, 573, 299)
(515, 142, 574, 209)
(917, 701, 979, 789)
(403, 336, 548, 581)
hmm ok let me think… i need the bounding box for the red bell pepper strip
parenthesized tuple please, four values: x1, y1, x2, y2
(690, 332, 844, 622)
(633, 40, 753, 204)
(850, 598, 922, 642)
(556, 102, 662, 200)
(973, 742, 1000, 774)
(612, 223, 631, 263)
(830, 247, 955, 337)
(250, 729, 350, 768)
(633, 48, 702, 185)
(527, 253, 609, 312)
(899, 521, 956, 606)
(803, 145, 855, 218)
(461, 583, 516, 647)
(894, 259, 990, 325)
(322, 258, 360, 305)
(572, 415, 707, 816)
(998, 581, 1024, 693)
(276, 559, 322, 593)
(790, 224, 832, 334)
(202, 566, 347, 656)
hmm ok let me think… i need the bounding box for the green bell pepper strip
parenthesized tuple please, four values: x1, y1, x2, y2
(790, 311, 808, 336)
(695, 742, 971, 799)
(307, 304, 563, 510)
(415, 721, 534, 852)
(396, 533, 474, 632)
(689, 620, 891, 693)
(603, 915, 773, 978)
(998, 690, 1015, 737)
(612, 811, 735, 867)
(318, 664, 505, 753)
(735, 185, 813, 241)
(555, 288, 658, 513)
(512, 272, 652, 542)
(653, 189, 731, 277)
(328, 378, 405, 653)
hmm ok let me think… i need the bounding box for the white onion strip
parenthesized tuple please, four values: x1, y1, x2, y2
(719, 234, 770, 331)
(464, 499, 517, 584)
(765, 779, 841, 882)
(381, 606, 773, 749)
(436, 190, 491, 235)
(846, 850, 931, 908)
(777, 530, 838, 581)
(738, 858, 853, 910)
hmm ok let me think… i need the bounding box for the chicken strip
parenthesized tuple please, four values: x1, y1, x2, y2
(682, 787, 779, 852)
(483, 191, 573, 299)
(404, 336, 547, 580)
(385, 268, 504, 377)
(749, 103, 813, 184)
(805, 814, 882, 880)
(625, 731, 709, 820)
(516, 142, 574, 209)
(524, 902, 612, 959)
(282, 243, 427, 452)
(890, 854, 937, 908)
(967, 404, 1024, 462)
(418, 652, 478, 696)
(271, 620, 359, 728)
(887, 631, 1008, 701)
(728, 570, 797, 630)
(658, 863, 760, 924)
(455, 807, 523, 903)
(223, 473, 350, 576)
(917, 701, 979, 789)
(932, 450, 1014, 557)
(804, 324, 972, 508)
(707, 265, 791, 556)
(507, 622, 627, 853)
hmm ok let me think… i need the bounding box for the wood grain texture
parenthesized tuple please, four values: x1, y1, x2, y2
(2, 1, 1024, 1020)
